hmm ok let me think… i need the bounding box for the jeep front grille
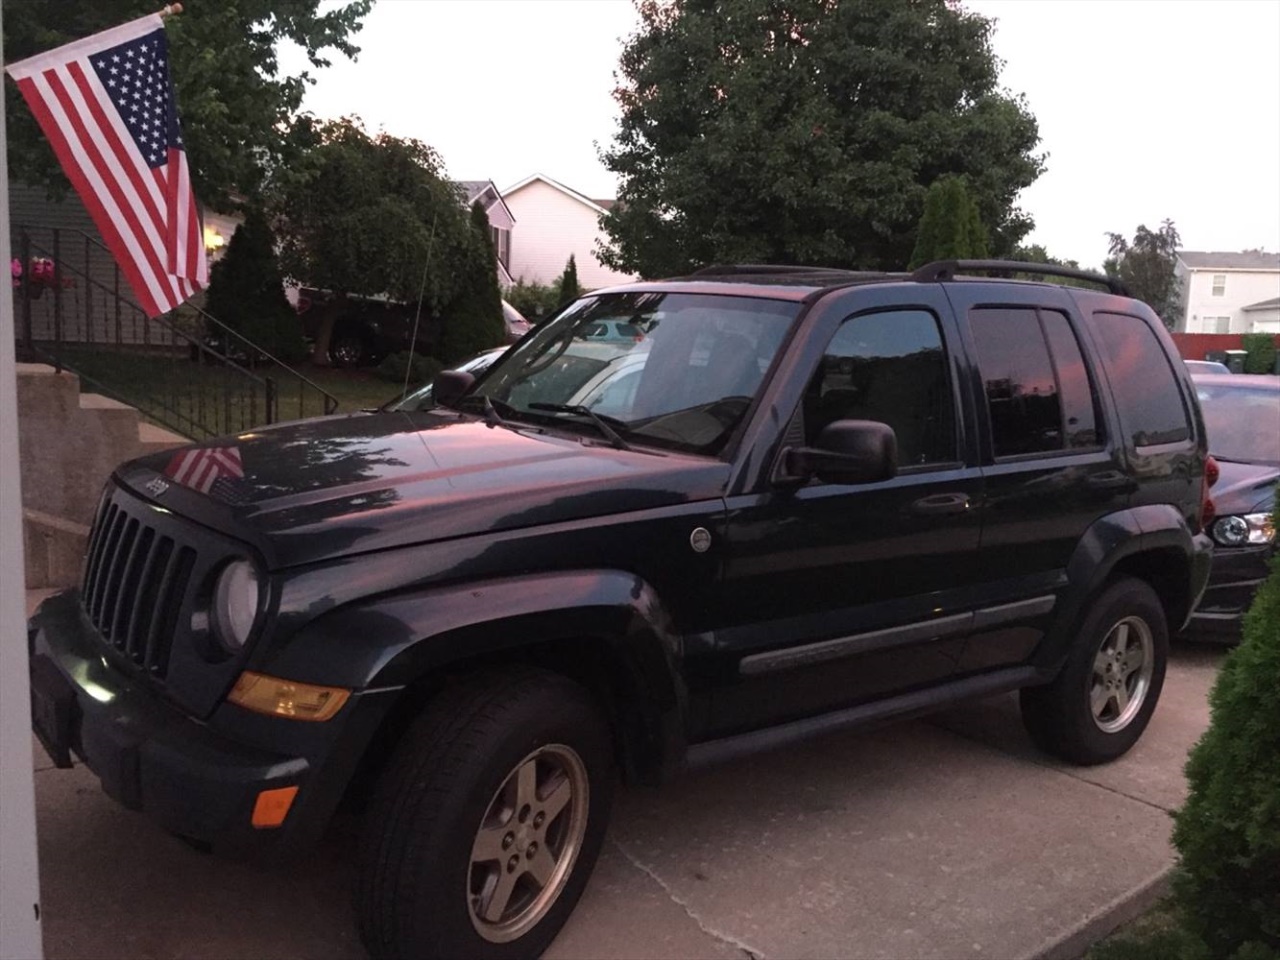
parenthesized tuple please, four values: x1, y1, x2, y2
(82, 496, 196, 679)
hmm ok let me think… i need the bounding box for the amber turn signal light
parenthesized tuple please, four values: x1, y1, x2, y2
(252, 785, 299, 828)
(228, 671, 350, 722)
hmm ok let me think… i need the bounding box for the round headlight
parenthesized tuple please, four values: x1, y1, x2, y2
(212, 559, 261, 651)
(1212, 515, 1249, 547)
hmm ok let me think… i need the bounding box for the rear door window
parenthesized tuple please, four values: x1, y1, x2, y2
(1090, 312, 1191, 448)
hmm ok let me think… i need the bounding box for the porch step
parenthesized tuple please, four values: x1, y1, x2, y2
(22, 508, 89, 590)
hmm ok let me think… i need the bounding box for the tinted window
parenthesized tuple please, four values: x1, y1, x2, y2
(1092, 313, 1191, 447)
(970, 308, 1064, 456)
(1040, 310, 1102, 449)
(805, 309, 956, 467)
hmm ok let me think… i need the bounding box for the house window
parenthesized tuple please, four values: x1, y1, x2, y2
(1211, 274, 1226, 296)
(1213, 316, 1231, 334)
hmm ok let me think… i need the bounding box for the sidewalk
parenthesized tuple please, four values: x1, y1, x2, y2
(26, 589, 1222, 960)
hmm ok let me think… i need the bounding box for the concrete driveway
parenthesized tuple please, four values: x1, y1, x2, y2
(26, 588, 1223, 960)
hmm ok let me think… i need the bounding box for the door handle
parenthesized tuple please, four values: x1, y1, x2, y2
(1086, 472, 1138, 494)
(910, 492, 971, 516)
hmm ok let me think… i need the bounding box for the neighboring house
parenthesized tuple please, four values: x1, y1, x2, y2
(1176, 250, 1280, 334)
(9, 182, 238, 345)
(500, 173, 636, 289)
(457, 179, 516, 287)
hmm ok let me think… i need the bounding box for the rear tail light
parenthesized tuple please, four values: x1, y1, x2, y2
(1199, 456, 1220, 532)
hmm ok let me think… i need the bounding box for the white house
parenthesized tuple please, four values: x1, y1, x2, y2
(1176, 250, 1280, 334)
(500, 174, 636, 290)
(457, 180, 516, 287)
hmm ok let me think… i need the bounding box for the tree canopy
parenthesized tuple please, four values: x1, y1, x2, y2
(274, 117, 472, 308)
(1104, 220, 1183, 327)
(3, 0, 372, 208)
(908, 177, 989, 269)
(599, 0, 1044, 277)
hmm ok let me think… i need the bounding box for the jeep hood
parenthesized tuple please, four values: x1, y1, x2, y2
(115, 411, 730, 568)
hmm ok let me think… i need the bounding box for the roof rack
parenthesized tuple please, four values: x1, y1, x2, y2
(910, 259, 1129, 296)
(688, 264, 864, 279)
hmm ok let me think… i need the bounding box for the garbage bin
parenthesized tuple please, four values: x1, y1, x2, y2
(1223, 349, 1247, 374)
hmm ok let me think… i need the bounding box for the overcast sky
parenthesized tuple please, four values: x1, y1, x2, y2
(281, 0, 1280, 269)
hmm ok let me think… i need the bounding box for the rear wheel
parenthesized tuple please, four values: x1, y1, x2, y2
(1021, 577, 1168, 765)
(329, 332, 367, 368)
(356, 669, 613, 960)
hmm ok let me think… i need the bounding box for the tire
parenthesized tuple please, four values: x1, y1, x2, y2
(329, 333, 367, 368)
(1020, 577, 1168, 765)
(356, 669, 614, 960)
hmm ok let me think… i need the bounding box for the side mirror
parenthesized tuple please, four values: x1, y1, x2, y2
(782, 420, 897, 485)
(432, 370, 475, 409)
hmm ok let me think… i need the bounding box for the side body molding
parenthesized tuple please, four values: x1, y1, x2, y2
(261, 569, 689, 784)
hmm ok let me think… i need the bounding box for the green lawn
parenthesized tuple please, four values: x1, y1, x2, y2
(54, 347, 407, 439)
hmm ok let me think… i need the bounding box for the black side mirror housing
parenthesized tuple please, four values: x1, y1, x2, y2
(783, 420, 897, 485)
(432, 370, 475, 409)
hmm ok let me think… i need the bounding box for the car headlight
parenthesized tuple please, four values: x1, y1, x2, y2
(211, 559, 261, 651)
(1211, 513, 1275, 548)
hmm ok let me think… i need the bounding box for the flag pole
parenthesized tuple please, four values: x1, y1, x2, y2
(159, 3, 184, 17)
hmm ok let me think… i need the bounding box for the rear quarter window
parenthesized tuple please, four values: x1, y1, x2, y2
(1090, 312, 1191, 447)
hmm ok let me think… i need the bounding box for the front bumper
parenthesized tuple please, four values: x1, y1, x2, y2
(28, 590, 397, 852)
(1187, 542, 1274, 639)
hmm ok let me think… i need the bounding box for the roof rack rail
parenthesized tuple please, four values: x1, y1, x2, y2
(910, 259, 1129, 296)
(688, 264, 861, 278)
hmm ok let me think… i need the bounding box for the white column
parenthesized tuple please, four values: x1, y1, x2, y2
(0, 0, 47, 955)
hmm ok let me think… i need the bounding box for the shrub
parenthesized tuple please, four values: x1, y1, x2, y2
(505, 277, 562, 321)
(1242, 333, 1278, 375)
(558, 254, 581, 302)
(204, 207, 307, 364)
(376, 351, 443, 385)
(437, 203, 506, 364)
(1171, 496, 1280, 957)
(908, 176, 989, 270)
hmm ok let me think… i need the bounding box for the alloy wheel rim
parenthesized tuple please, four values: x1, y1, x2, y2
(1089, 615, 1155, 733)
(467, 744, 589, 943)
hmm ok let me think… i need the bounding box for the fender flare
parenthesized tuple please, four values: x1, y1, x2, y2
(260, 569, 689, 783)
(1035, 504, 1209, 671)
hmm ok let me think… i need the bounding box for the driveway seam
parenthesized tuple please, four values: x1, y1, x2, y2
(612, 839, 765, 960)
(928, 720, 1177, 814)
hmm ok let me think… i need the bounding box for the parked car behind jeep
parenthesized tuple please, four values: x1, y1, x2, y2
(29, 261, 1211, 960)
(1186, 372, 1279, 637)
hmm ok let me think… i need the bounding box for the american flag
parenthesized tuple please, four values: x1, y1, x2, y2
(6, 14, 207, 318)
(165, 446, 244, 496)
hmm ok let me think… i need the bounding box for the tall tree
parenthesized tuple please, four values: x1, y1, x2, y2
(274, 117, 473, 363)
(1103, 220, 1183, 328)
(600, 0, 1044, 277)
(558, 254, 581, 302)
(3, 0, 372, 208)
(908, 177, 989, 269)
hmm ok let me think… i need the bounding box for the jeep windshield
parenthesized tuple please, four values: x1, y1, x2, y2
(462, 292, 800, 456)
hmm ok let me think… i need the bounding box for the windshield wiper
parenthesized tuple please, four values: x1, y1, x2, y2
(529, 403, 633, 450)
(457, 393, 513, 428)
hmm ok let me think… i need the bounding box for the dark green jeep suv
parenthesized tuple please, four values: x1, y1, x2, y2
(29, 261, 1213, 959)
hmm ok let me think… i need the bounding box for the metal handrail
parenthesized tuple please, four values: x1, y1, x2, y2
(15, 226, 340, 438)
(68, 228, 339, 416)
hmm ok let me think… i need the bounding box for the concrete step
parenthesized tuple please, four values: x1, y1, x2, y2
(136, 421, 186, 459)
(22, 508, 89, 590)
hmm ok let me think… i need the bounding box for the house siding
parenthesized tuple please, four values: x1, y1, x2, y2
(502, 179, 635, 290)
(1177, 260, 1280, 334)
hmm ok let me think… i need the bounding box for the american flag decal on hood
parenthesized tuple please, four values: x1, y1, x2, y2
(165, 446, 243, 495)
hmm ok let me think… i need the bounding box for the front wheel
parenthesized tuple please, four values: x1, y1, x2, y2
(1021, 577, 1168, 765)
(356, 669, 614, 960)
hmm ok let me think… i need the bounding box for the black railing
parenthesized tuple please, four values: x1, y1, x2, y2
(14, 227, 338, 440)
